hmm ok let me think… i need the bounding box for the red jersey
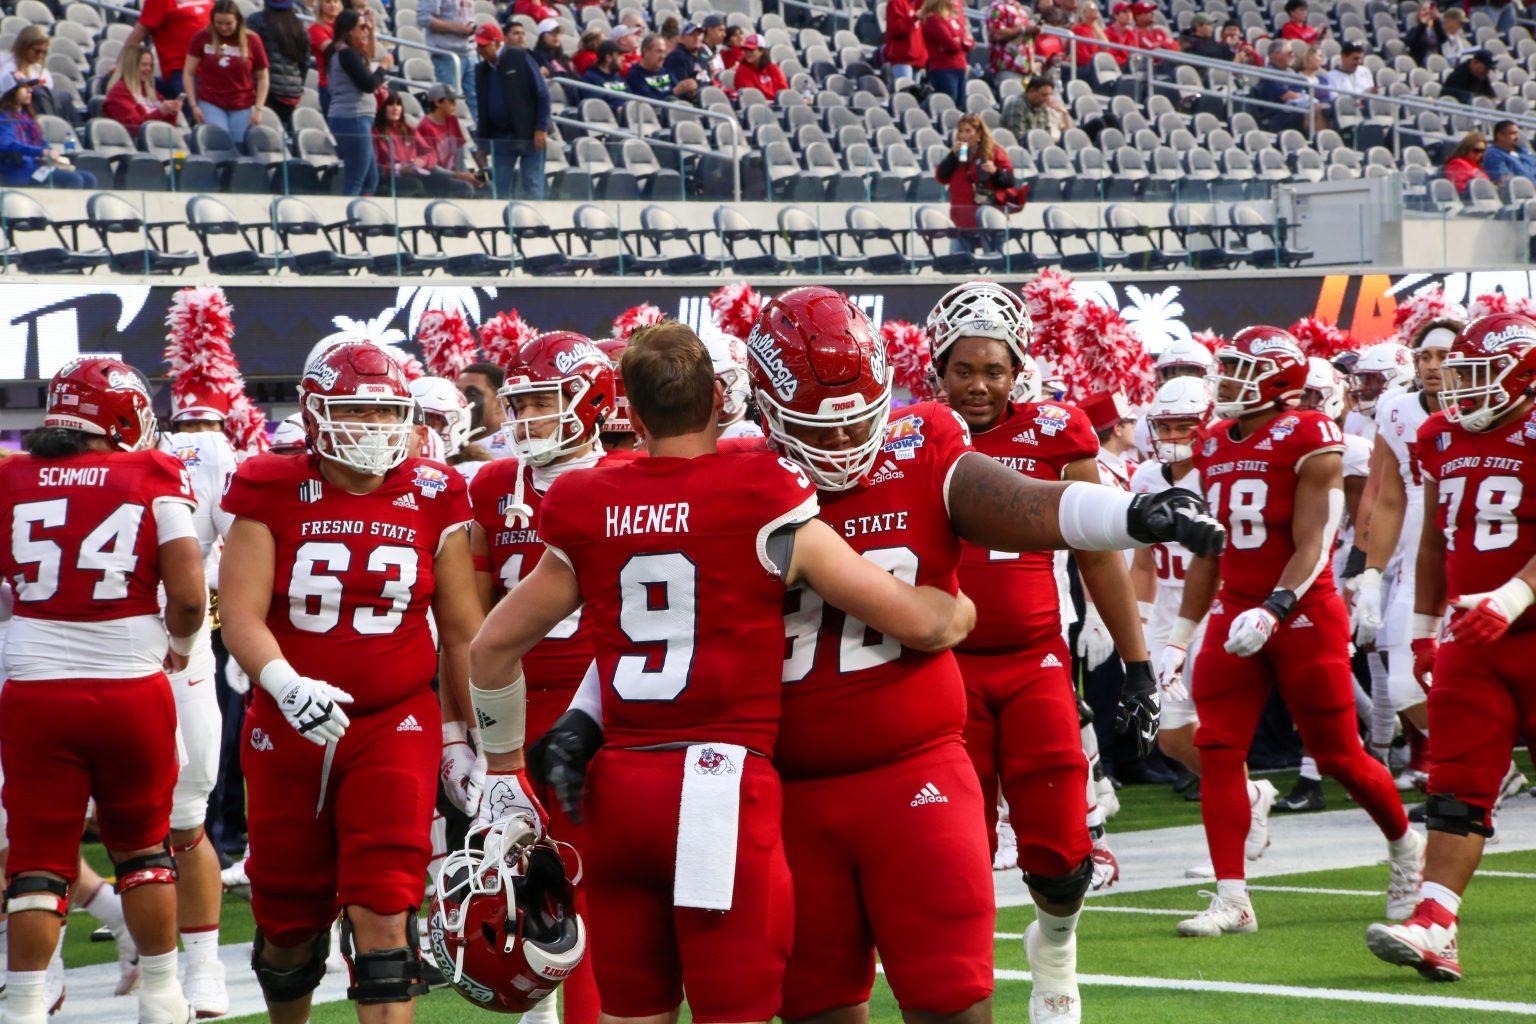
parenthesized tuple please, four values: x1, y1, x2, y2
(221, 453, 472, 715)
(1, 450, 195, 622)
(138, 0, 212, 73)
(957, 400, 1096, 652)
(538, 450, 818, 754)
(776, 402, 974, 779)
(1192, 409, 1345, 606)
(187, 28, 269, 110)
(1418, 408, 1536, 633)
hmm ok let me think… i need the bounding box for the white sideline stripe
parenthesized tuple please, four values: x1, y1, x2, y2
(1246, 884, 1384, 896)
(1479, 870, 1536, 879)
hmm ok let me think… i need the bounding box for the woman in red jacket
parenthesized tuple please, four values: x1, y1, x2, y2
(884, 0, 927, 82)
(733, 35, 788, 100)
(1442, 131, 1491, 197)
(920, 0, 972, 104)
(935, 113, 1015, 233)
(104, 42, 184, 137)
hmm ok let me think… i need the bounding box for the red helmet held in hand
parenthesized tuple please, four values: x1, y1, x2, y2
(499, 332, 615, 465)
(1211, 325, 1308, 419)
(1439, 312, 1536, 432)
(44, 356, 157, 451)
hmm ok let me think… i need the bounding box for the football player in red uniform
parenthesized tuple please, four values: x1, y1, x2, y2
(218, 343, 485, 1024)
(596, 338, 639, 452)
(1366, 313, 1536, 981)
(468, 321, 976, 1024)
(0, 357, 205, 1024)
(1169, 326, 1419, 938)
(740, 287, 1222, 1024)
(927, 281, 1162, 1021)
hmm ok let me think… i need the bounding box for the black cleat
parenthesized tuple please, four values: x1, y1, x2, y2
(1183, 781, 1202, 802)
(1274, 776, 1325, 813)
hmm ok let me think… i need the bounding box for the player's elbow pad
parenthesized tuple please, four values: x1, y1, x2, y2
(1058, 482, 1137, 551)
(470, 675, 527, 755)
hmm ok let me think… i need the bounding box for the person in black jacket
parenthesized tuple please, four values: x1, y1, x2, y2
(1443, 49, 1496, 103)
(581, 41, 629, 116)
(474, 21, 550, 198)
(247, 0, 309, 130)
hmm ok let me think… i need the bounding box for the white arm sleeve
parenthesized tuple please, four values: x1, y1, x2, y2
(1057, 481, 1140, 551)
(568, 660, 603, 723)
(154, 500, 198, 545)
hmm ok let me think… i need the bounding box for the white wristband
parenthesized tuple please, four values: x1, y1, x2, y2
(442, 720, 469, 744)
(1411, 613, 1442, 641)
(168, 632, 196, 657)
(470, 675, 527, 755)
(1137, 600, 1154, 623)
(258, 659, 300, 698)
(1490, 578, 1536, 621)
(1358, 566, 1382, 589)
(1167, 615, 1198, 649)
(1057, 482, 1137, 551)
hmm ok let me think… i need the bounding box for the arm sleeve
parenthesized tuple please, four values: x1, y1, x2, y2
(1415, 417, 1446, 482)
(103, 84, 146, 129)
(752, 456, 820, 579)
(1291, 411, 1347, 469)
(139, 0, 166, 31)
(435, 469, 475, 554)
(337, 47, 380, 91)
(935, 150, 960, 182)
(154, 501, 198, 545)
(535, 474, 581, 570)
(249, 33, 269, 72)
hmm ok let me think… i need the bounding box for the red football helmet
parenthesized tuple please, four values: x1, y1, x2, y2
(1439, 312, 1536, 432)
(595, 338, 632, 435)
(1211, 325, 1308, 419)
(44, 356, 157, 451)
(429, 817, 587, 1015)
(747, 286, 891, 490)
(299, 342, 415, 475)
(499, 332, 615, 466)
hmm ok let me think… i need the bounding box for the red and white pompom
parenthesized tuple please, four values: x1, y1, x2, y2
(1288, 317, 1358, 360)
(1073, 300, 1156, 405)
(1391, 286, 1466, 347)
(478, 310, 540, 371)
(416, 308, 479, 379)
(611, 303, 665, 342)
(1192, 330, 1226, 354)
(163, 285, 267, 452)
(1468, 290, 1536, 320)
(709, 283, 764, 342)
(1022, 270, 1086, 390)
(880, 319, 934, 402)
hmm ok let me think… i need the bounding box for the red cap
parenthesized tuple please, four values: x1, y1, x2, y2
(171, 388, 231, 423)
(1111, 2, 1131, 13)
(1080, 390, 1133, 433)
(1131, 1, 1158, 13)
(743, 32, 765, 49)
(475, 21, 504, 44)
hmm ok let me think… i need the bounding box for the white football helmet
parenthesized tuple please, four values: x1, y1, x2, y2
(1303, 356, 1347, 421)
(1348, 342, 1415, 415)
(271, 412, 307, 451)
(1155, 337, 1216, 380)
(704, 335, 752, 426)
(926, 280, 1032, 382)
(410, 376, 473, 458)
(1147, 376, 1214, 464)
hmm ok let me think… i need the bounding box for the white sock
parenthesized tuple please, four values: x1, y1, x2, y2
(1299, 757, 1321, 782)
(1420, 881, 1461, 916)
(48, 925, 63, 969)
(1216, 878, 1247, 900)
(1388, 830, 1420, 858)
(181, 928, 220, 965)
(138, 950, 179, 994)
(1035, 907, 1081, 946)
(5, 969, 47, 1018)
(82, 884, 126, 933)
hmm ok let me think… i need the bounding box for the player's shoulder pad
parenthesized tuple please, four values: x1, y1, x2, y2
(232, 450, 311, 486)
(717, 435, 771, 456)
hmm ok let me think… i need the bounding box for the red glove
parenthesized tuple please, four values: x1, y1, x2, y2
(1410, 637, 1438, 693)
(1449, 580, 1535, 646)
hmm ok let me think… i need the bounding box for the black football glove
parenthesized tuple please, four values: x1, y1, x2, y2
(1116, 660, 1161, 758)
(1127, 487, 1226, 557)
(526, 709, 603, 824)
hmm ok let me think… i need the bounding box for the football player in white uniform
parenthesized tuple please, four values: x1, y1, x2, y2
(1133, 339, 1216, 457)
(457, 361, 517, 460)
(1345, 343, 1416, 443)
(705, 335, 763, 440)
(410, 376, 489, 481)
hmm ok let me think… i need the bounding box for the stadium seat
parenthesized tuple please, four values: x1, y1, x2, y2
(843, 204, 928, 275)
(1103, 204, 1190, 271)
(1042, 207, 1128, 272)
(505, 201, 597, 275)
(184, 194, 288, 275)
(420, 200, 513, 276)
(712, 205, 786, 275)
(633, 205, 714, 275)
(337, 198, 449, 276)
(83, 192, 198, 274)
(1227, 203, 1314, 267)
(268, 196, 371, 275)
(0, 190, 108, 274)
(777, 205, 856, 274)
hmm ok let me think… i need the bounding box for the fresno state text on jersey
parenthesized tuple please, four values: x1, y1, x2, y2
(958, 400, 1096, 651)
(777, 402, 974, 778)
(1419, 409, 1536, 632)
(221, 453, 472, 713)
(538, 449, 818, 754)
(1193, 409, 1346, 606)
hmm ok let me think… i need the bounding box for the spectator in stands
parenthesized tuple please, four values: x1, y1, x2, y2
(0, 82, 95, 188)
(126, 0, 213, 99)
(731, 34, 787, 100)
(1443, 130, 1491, 196)
(0, 28, 57, 118)
(248, 0, 309, 131)
(1250, 39, 1314, 131)
(416, 81, 487, 190)
(884, 0, 927, 82)
(1444, 48, 1496, 103)
(374, 89, 476, 197)
(326, 7, 391, 194)
(936, 113, 1015, 233)
(573, 28, 604, 74)
(1278, 0, 1322, 44)
(533, 19, 575, 77)
(1073, 2, 1119, 72)
(416, 0, 477, 121)
(580, 40, 629, 112)
(659, 16, 682, 54)
(1220, 21, 1260, 64)
(184, 0, 269, 145)
(1483, 120, 1536, 183)
(699, 16, 728, 80)
(1437, 7, 1475, 61)
(988, 0, 1036, 81)
(104, 41, 185, 138)
(1131, 1, 1179, 52)
(1324, 41, 1374, 96)
(625, 32, 700, 101)
(1032, 7, 1070, 68)
(513, 0, 560, 21)
(610, 25, 644, 70)
(1000, 74, 1071, 141)
(1295, 43, 1333, 122)
(664, 21, 715, 86)
(1181, 12, 1226, 59)
(1105, 1, 1136, 51)
(309, 0, 340, 112)
(475, 21, 551, 198)
(721, 25, 746, 70)
(921, 0, 973, 104)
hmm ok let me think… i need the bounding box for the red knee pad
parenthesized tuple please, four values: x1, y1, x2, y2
(114, 845, 178, 894)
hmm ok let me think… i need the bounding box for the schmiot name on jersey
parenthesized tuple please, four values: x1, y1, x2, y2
(841, 511, 909, 537)
(605, 502, 691, 537)
(1203, 459, 1271, 475)
(34, 465, 111, 487)
(1440, 454, 1525, 474)
(300, 519, 418, 543)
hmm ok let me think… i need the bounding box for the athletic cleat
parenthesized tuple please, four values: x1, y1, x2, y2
(1177, 890, 1258, 937)
(1366, 907, 1461, 982)
(1495, 763, 1529, 809)
(137, 986, 195, 1024)
(183, 958, 227, 1019)
(1394, 768, 1428, 792)
(1024, 921, 1081, 1023)
(218, 859, 250, 901)
(1386, 828, 1427, 921)
(1274, 776, 1325, 813)
(1094, 776, 1120, 820)
(994, 816, 1019, 872)
(1089, 837, 1119, 891)
(1182, 781, 1202, 803)
(1246, 779, 1278, 861)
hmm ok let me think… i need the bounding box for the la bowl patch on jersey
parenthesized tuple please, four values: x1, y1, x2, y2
(413, 465, 449, 497)
(174, 445, 202, 467)
(1035, 404, 1070, 436)
(882, 416, 925, 460)
(1270, 415, 1299, 440)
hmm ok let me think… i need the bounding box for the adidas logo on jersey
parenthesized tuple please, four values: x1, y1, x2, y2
(1254, 438, 1274, 451)
(1292, 614, 1314, 628)
(250, 728, 274, 752)
(910, 782, 949, 807)
(1509, 432, 1527, 446)
(397, 715, 424, 732)
(1012, 429, 1039, 445)
(393, 492, 419, 510)
(867, 462, 905, 485)
(1040, 652, 1063, 669)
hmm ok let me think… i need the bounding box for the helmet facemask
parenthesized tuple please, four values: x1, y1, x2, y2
(305, 393, 413, 476)
(501, 377, 598, 467)
(1440, 350, 1524, 432)
(759, 376, 893, 491)
(1211, 351, 1279, 419)
(717, 365, 751, 425)
(1149, 416, 1202, 464)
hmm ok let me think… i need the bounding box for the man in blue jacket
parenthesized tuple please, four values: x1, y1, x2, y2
(474, 21, 550, 199)
(1483, 120, 1536, 185)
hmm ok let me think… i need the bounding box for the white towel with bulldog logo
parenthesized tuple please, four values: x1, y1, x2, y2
(674, 742, 746, 910)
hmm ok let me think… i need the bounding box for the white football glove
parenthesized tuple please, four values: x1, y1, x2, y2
(440, 723, 482, 815)
(1224, 607, 1278, 657)
(259, 661, 353, 746)
(477, 769, 548, 836)
(1348, 567, 1384, 648)
(1076, 604, 1116, 671)
(1156, 642, 1190, 703)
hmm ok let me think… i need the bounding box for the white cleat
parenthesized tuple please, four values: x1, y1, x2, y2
(114, 926, 141, 996)
(1184, 861, 1215, 880)
(994, 816, 1019, 872)
(1095, 776, 1120, 820)
(1177, 890, 1258, 937)
(1394, 769, 1428, 792)
(183, 958, 228, 1019)
(1386, 828, 1426, 921)
(1246, 779, 1278, 861)
(1366, 917, 1462, 982)
(218, 860, 250, 901)
(1024, 921, 1081, 1023)
(1495, 763, 1529, 809)
(137, 985, 194, 1024)
(1089, 836, 1119, 891)
(325, 919, 347, 973)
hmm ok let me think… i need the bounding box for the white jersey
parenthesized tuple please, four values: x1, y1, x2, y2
(720, 419, 764, 440)
(159, 430, 238, 567)
(1344, 408, 1377, 444)
(1334, 431, 1374, 582)
(453, 460, 485, 484)
(1376, 389, 1431, 563)
(1130, 459, 1200, 646)
(473, 426, 517, 460)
